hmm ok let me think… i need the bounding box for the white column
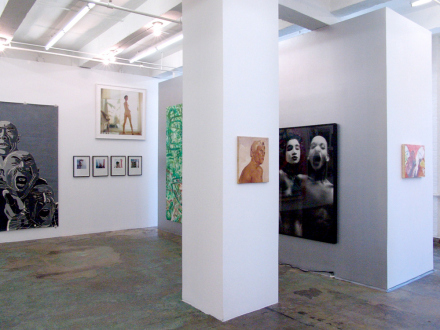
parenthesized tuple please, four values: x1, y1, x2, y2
(182, 0, 279, 321)
(434, 35, 440, 239)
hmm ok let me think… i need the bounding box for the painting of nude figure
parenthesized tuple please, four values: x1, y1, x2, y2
(237, 136, 269, 184)
(279, 124, 338, 244)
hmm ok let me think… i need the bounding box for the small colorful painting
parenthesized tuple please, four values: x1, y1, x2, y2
(237, 136, 269, 184)
(166, 104, 182, 223)
(402, 144, 425, 178)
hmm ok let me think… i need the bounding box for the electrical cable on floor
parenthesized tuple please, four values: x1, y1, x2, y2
(279, 262, 335, 278)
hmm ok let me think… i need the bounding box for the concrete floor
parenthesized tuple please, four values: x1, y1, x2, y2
(1, 228, 440, 329)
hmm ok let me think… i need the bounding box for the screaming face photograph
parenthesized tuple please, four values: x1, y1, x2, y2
(0, 101, 58, 232)
(279, 124, 338, 244)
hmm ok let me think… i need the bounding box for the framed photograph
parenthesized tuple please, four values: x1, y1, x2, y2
(279, 123, 338, 244)
(73, 156, 90, 177)
(402, 144, 425, 178)
(237, 136, 269, 184)
(128, 156, 142, 176)
(96, 84, 146, 140)
(111, 156, 126, 176)
(92, 156, 109, 177)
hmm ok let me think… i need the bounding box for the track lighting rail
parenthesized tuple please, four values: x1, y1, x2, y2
(77, 0, 182, 24)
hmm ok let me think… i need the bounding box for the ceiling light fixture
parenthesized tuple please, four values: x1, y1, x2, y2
(45, 1, 99, 50)
(411, 0, 434, 6)
(0, 37, 9, 52)
(8, 42, 177, 72)
(129, 32, 183, 63)
(101, 48, 120, 64)
(152, 22, 163, 37)
(102, 54, 116, 65)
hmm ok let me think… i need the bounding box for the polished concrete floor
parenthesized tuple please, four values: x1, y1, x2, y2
(1, 228, 440, 329)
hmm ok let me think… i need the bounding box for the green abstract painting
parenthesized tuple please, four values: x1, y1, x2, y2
(166, 104, 182, 223)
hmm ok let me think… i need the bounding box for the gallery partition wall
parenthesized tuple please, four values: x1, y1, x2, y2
(279, 8, 433, 291)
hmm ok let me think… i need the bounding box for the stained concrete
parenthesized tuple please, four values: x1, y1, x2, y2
(1, 228, 439, 329)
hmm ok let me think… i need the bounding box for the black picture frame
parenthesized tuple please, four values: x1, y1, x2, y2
(92, 156, 109, 177)
(111, 156, 126, 176)
(279, 123, 338, 244)
(127, 156, 142, 176)
(73, 156, 90, 177)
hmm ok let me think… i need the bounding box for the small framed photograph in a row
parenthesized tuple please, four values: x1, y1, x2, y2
(73, 156, 142, 177)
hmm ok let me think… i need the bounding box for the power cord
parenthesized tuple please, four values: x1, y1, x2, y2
(279, 262, 335, 278)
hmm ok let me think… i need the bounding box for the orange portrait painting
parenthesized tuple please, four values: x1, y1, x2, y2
(237, 136, 269, 184)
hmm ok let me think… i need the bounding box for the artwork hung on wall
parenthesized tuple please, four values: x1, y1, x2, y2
(166, 104, 182, 223)
(0, 101, 58, 232)
(128, 156, 142, 176)
(111, 156, 126, 176)
(96, 85, 146, 140)
(92, 156, 108, 177)
(402, 144, 425, 178)
(279, 123, 338, 244)
(237, 136, 269, 184)
(73, 156, 90, 177)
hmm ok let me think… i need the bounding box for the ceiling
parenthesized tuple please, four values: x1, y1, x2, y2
(0, 0, 438, 79)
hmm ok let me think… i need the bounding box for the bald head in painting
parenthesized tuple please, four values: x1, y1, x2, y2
(238, 140, 266, 184)
(0, 121, 20, 158)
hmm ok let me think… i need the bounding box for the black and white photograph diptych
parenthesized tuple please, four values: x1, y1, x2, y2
(279, 124, 338, 244)
(0, 102, 58, 232)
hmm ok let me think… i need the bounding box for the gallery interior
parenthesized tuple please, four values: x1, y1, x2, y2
(0, 0, 440, 327)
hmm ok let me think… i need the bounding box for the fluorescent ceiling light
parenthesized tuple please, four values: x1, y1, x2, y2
(45, 2, 98, 50)
(411, 0, 432, 6)
(157, 33, 183, 50)
(129, 32, 183, 63)
(130, 48, 157, 63)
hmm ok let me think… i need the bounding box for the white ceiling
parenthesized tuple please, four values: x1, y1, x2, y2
(0, 0, 438, 79)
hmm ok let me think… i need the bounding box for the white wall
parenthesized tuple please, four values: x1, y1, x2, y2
(0, 57, 159, 243)
(279, 8, 433, 290)
(434, 35, 440, 239)
(222, 0, 279, 319)
(386, 9, 433, 289)
(182, 0, 225, 319)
